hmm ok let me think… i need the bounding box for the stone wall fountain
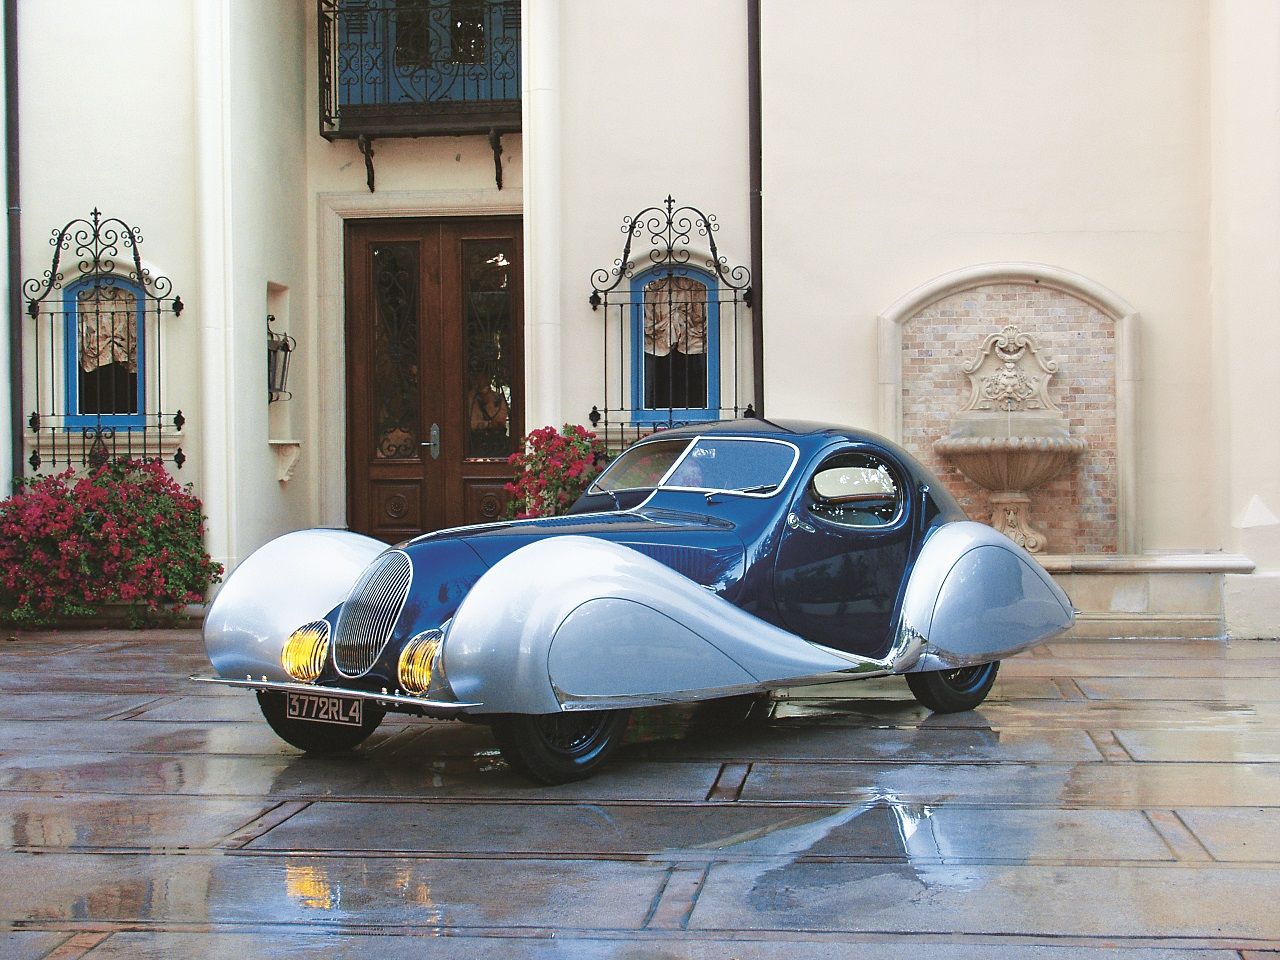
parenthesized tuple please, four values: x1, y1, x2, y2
(934, 325, 1086, 554)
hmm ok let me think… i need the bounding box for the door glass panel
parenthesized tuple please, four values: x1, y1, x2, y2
(371, 242, 421, 459)
(463, 240, 514, 458)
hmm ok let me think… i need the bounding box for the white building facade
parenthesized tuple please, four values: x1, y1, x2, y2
(5, 0, 1279, 637)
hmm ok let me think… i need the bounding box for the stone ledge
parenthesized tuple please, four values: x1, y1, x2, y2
(1038, 553, 1256, 575)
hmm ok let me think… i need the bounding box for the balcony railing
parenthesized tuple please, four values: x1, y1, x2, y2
(319, 0, 521, 139)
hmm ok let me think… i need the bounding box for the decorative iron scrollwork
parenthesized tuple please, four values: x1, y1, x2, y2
(586, 196, 754, 451)
(23, 208, 187, 472)
(590, 195, 751, 304)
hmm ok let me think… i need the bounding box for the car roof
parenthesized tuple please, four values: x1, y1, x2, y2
(638, 417, 895, 448)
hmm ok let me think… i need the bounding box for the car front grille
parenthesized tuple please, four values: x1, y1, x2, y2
(332, 550, 412, 677)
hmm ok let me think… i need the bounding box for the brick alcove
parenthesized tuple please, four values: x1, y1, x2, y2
(878, 263, 1140, 556)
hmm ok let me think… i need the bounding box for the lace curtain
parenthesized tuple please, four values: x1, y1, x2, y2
(77, 285, 138, 373)
(643, 275, 707, 356)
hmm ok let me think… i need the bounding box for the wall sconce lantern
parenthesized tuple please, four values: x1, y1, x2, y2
(267, 314, 295, 403)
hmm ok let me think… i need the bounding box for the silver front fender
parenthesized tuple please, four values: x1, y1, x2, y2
(893, 521, 1075, 673)
(203, 528, 386, 682)
(442, 536, 881, 714)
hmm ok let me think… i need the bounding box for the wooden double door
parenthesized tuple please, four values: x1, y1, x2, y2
(346, 217, 523, 542)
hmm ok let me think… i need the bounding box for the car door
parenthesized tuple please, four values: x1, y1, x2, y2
(772, 445, 916, 659)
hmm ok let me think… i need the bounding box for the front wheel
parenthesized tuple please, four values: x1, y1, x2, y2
(905, 661, 1000, 713)
(490, 709, 629, 785)
(256, 691, 385, 754)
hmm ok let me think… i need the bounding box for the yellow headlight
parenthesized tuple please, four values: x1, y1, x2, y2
(281, 621, 330, 682)
(398, 630, 442, 696)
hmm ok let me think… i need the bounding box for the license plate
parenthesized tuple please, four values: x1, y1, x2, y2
(286, 691, 363, 727)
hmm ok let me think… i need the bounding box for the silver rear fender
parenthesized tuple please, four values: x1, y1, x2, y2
(893, 521, 1074, 673)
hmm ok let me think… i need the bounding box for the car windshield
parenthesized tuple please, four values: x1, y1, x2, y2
(593, 436, 796, 496)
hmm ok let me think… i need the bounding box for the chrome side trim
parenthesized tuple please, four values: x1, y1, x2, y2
(189, 674, 479, 713)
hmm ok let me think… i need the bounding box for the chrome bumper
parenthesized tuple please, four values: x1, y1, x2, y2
(189, 675, 480, 715)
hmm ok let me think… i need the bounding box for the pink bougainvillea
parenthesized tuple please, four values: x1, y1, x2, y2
(503, 424, 609, 519)
(0, 459, 223, 625)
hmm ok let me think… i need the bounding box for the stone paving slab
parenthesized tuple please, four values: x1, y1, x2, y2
(1002, 656, 1280, 678)
(0, 718, 421, 757)
(0, 930, 67, 960)
(774, 697, 1280, 731)
(740, 760, 1280, 807)
(1175, 807, 1280, 862)
(0, 794, 280, 849)
(690, 861, 1280, 937)
(0, 692, 163, 721)
(0, 750, 723, 802)
(243, 800, 1174, 863)
(65, 931, 1250, 959)
(1114, 729, 1280, 762)
(633, 725, 1104, 763)
(1042, 639, 1280, 659)
(1077, 677, 1280, 701)
(0, 852, 667, 930)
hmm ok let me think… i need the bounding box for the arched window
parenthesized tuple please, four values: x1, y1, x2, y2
(63, 276, 145, 429)
(630, 266, 720, 423)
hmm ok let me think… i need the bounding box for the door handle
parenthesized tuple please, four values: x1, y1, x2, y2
(421, 423, 440, 460)
(786, 512, 816, 534)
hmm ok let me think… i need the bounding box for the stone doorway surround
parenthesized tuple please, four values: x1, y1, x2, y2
(314, 189, 522, 530)
(876, 262, 1254, 638)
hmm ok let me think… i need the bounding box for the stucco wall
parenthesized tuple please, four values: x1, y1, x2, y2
(18, 0, 202, 492)
(555, 0, 752, 435)
(760, 0, 1211, 554)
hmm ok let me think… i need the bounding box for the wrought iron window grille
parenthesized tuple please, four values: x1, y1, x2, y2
(319, 0, 520, 192)
(23, 208, 187, 472)
(588, 196, 754, 451)
(267, 315, 296, 403)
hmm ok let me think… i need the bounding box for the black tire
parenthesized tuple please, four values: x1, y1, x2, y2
(490, 710, 629, 785)
(905, 661, 1000, 713)
(256, 690, 385, 754)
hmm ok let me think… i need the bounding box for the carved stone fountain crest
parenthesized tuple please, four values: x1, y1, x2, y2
(934, 325, 1086, 554)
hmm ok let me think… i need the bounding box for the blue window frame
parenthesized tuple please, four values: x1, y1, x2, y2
(63, 276, 145, 430)
(630, 266, 720, 424)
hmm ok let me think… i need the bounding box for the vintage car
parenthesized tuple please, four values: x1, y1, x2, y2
(198, 420, 1075, 783)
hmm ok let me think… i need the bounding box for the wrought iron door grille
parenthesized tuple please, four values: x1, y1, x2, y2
(588, 196, 755, 451)
(23, 209, 187, 473)
(332, 550, 413, 676)
(318, 0, 521, 139)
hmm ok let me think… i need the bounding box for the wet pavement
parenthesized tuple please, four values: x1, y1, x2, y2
(2, 630, 1280, 958)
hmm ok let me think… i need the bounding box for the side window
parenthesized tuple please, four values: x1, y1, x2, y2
(64, 276, 145, 428)
(630, 266, 719, 422)
(809, 452, 902, 528)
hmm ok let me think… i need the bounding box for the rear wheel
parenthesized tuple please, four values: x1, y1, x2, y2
(256, 691, 385, 754)
(905, 661, 1000, 713)
(490, 709, 629, 784)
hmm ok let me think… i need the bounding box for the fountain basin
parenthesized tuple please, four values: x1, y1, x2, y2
(934, 434, 1088, 491)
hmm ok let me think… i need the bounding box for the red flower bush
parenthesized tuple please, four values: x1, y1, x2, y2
(504, 424, 609, 519)
(0, 459, 223, 625)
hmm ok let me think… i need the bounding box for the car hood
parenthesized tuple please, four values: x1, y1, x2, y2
(408, 508, 747, 596)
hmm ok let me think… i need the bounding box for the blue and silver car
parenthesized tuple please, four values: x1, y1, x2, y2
(198, 420, 1075, 783)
